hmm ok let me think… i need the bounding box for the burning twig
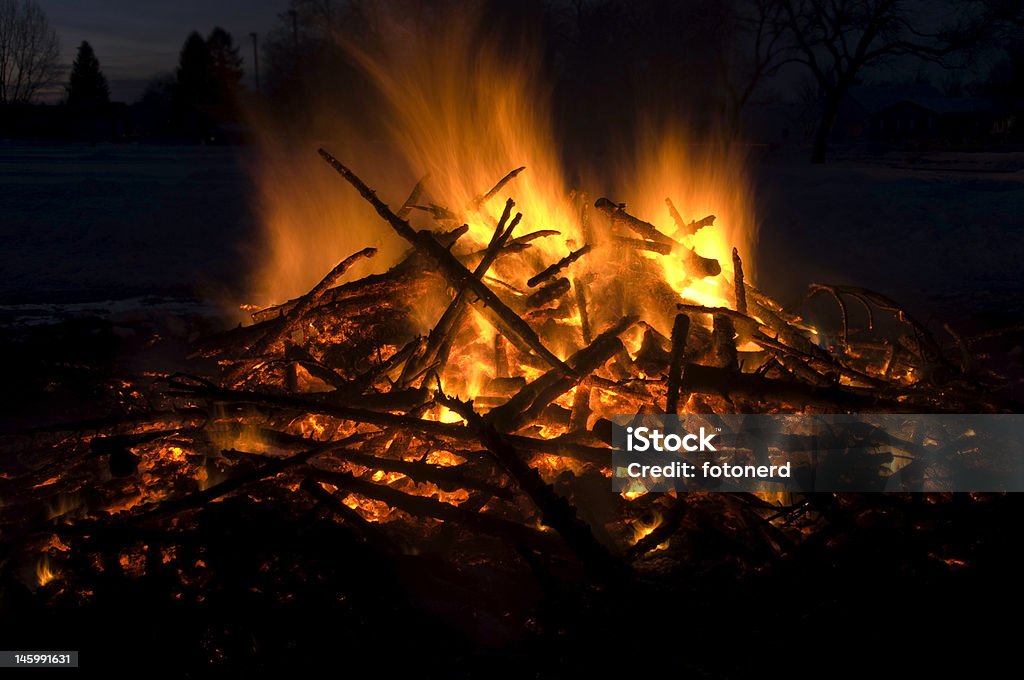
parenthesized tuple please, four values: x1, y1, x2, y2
(666, 198, 715, 237)
(401, 200, 520, 385)
(473, 166, 526, 208)
(612, 236, 672, 255)
(397, 174, 430, 219)
(318, 148, 573, 376)
(732, 248, 747, 315)
(487, 317, 637, 432)
(303, 447, 513, 500)
(595, 197, 721, 278)
(247, 248, 377, 358)
(527, 245, 592, 288)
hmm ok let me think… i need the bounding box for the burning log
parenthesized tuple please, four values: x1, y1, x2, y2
(303, 470, 557, 552)
(635, 330, 671, 376)
(439, 394, 623, 579)
(665, 313, 692, 414)
(710, 314, 739, 370)
(612, 236, 672, 255)
(679, 363, 902, 410)
(569, 278, 595, 431)
(304, 447, 513, 500)
(247, 248, 377, 358)
(527, 245, 592, 288)
(486, 316, 637, 432)
(401, 199, 520, 385)
(318, 149, 573, 376)
(525, 278, 571, 309)
(594, 197, 721, 278)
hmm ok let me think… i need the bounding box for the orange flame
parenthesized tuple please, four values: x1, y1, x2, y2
(248, 8, 756, 401)
(36, 556, 57, 586)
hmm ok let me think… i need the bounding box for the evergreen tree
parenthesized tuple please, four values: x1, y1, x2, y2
(205, 26, 243, 101)
(174, 31, 213, 137)
(66, 41, 110, 110)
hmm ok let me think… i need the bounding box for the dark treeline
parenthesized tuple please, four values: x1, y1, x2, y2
(253, 0, 1024, 162)
(3, 0, 1024, 159)
(1, 24, 246, 143)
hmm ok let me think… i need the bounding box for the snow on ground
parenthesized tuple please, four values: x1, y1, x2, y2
(0, 142, 257, 308)
(754, 149, 1024, 330)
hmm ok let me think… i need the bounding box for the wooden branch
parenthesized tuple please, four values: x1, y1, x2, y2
(527, 245, 592, 288)
(163, 377, 611, 466)
(666, 198, 715, 237)
(438, 395, 623, 579)
(612, 236, 672, 255)
(595, 198, 721, 277)
(247, 248, 376, 357)
(306, 468, 556, 551)
(474, 166, 526, 208)
(486, 316, 637, 432)
(401, 200, 519, 385)
(665, 313, 691, 414)
(679, 363, 904, 410)
(574, 278, 593, 345)
(711, 314, 739, 370)
(398, 174, 430, 219)
(525, 278, 571, 309)
(732, 247, 747, 315)
(307, 448, 513, 500)
(300, 478, 399, 550)
(318, 149, 573, 376)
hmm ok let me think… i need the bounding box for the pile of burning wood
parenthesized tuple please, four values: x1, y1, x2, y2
(3, 149, 1011, 612)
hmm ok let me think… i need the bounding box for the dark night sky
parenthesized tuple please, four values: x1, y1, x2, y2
(39, 0, 284, 101)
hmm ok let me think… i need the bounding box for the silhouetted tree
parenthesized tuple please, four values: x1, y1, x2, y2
(777, 0, 968, 163)
(206, 27, 244, 121)
(173, 28, 249, 139)
(66, 41, 109, 110)
(0, 0, 60, 104)
(720, 0, 796, 134)
(174, 32, 214, 138)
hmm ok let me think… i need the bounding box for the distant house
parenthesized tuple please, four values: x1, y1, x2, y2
(837, 84, 1014, 148)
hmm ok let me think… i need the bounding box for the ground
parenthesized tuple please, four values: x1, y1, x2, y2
(755, 148, 1024, 329)
(2, 142, 1021, 326)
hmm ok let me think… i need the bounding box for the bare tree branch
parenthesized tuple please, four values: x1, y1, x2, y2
(0, 0, 60, 104)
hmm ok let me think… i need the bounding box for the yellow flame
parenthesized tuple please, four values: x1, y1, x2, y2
(249, 7, 756, 399)
(629, 511, 664, 545)
(36, 556, 57, 586)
